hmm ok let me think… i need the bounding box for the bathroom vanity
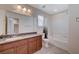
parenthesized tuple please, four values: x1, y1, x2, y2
(0, 33, 42, 54)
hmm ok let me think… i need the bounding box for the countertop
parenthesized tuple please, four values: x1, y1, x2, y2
(0, 34, 42, 44)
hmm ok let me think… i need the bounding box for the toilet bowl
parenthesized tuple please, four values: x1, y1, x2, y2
(43, 39, 49, 47)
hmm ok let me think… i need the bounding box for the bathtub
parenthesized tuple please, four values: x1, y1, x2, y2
(49, 34, 69, 51)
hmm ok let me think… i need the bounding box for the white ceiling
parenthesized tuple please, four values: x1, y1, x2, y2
(29, 4, 68, 14)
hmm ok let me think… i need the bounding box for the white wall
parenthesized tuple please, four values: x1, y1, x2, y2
(49, 11, 69, 50)
(19, 16, 34, 33)
(52, 11, 69, 40)
(68, 5, 79, 53)
(47, 15, 53, 39)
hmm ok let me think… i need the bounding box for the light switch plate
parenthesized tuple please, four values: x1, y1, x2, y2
(76, 17, 79, 22)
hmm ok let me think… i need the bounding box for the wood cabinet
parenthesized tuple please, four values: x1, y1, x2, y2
(0, 48, 16, 54)
(0, 35, 42, 54)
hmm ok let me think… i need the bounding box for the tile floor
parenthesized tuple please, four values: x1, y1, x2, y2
(34, 41, 69, 54)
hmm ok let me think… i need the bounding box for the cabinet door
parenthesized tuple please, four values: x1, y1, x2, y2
(37, 36, 42, 50)
(16, 39, 28, 54)
(0, 45, 2, 52)
(28, 37, 37, 54)
(16, 45, 28, 54)
(0, 48, 15, 54)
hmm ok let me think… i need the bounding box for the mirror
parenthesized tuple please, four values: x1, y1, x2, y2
(7, 17, 19, 34)
(0, 10, 37, 38)
(3, 15, 34, 35)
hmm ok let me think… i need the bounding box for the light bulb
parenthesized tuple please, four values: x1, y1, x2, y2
(23, 8, 27, 11)
(17, 5, 22, 10)
(28, 9, 31, 13)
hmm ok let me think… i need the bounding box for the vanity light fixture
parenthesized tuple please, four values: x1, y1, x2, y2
(16, 5, 32, 16)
